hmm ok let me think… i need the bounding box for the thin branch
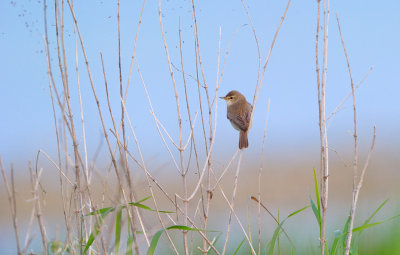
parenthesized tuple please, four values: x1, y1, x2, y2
(327, 66, 373, 122)
(0, 158, 22, 255)
(257, 99, 271, 254)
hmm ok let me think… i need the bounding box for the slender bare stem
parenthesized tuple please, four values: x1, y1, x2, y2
(251, 0, 292, 124)
(335, 12, 377, 255)
(258, 99, 271, 254)
(0, 158, 22, 255)
(327, 66, 374, 122)
(65, 1, 140, 252)
(213, 170, 256, 255)
(29, 165, 47, 255)
(319, 0, 330, 253)
(222, 151, 244, 254)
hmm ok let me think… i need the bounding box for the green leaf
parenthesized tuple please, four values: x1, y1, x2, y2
(233, 238, 245, 255)
(330, 229, 341, 255)
(115, 207, 122, 254)
(128, 201, 174, 214)
(313, 169, 321, 214)
(84, 216, 104, 253)
(311, 169, 322, 229)
(356, 199, 389, 236)
(147, 225, 214, 255)
(84, 206, 115, 217)
(126, 217, 133, 255)
(136, 195, 152, 203)
(353, 214, 400, 233)
(310, 196, 321, 227)
(267, 206, 309, 255)
(288, 205, 310, 218)
(341, 215, 351, 248)
(147, 229, 164, 255)
(207, 232, 222, 255)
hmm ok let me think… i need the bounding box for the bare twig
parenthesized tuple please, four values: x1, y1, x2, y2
(65, 1, 141, 252)
(257, 99, 270, 254)
(250, 0, 292, 124)
(335, 11, 377, 255)
(222, 151, 244, 254)
(0, 158, 22, 255)
(29, 165, 47, 255)
(120, 97, 178, 253)
(250, 196, 293, 246)
(327, 66, 374, 122)
(317, 0, 330, 252)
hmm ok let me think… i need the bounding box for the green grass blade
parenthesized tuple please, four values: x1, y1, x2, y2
(147, 228, 164, 255)
(267, 206, 309, 255)
(233, 238, 245, 255)
(207, 232, 222, 255)
(313, 169, 321, 215)
(85, 206, 114, 217)
(115, 207, 122, 254)
(330, 229, 341, 255)
(128, 202, 174, 213)
(311, 169, 322, 229)
(267, 218, 288, 255)
(357, 198, 389, 236)
(310, 196, 321, 227)
(136, 195, 152, 203)
(126, 217, 133, 255)
(353, 214, 400, 233)
(84, 216, 104, 253)
(288, 205, 310, 218)
(341, 215, 351, 248)
(147, 225, 214, 255)
(126, 235, 133, 255)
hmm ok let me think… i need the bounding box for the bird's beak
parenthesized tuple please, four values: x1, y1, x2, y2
(219, 96, 226, 100)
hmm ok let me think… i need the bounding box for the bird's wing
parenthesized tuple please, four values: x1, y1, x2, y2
(227, 109, 250, 132)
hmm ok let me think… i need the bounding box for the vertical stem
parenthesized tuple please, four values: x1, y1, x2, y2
(0, 159, 22, 255)
(30, 165, 48, 255)
(258, 100, 270, 255)
(222, 151, 244, 254)
(158, 1, 188, 253)
(320, 0, 330, 254)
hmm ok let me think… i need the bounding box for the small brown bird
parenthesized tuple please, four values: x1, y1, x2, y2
(220, 90, 252, 149)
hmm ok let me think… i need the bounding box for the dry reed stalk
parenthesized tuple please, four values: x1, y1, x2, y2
(258, 99, 271, 254)
(179, 17, 206, 242)
(335, 12, 378, 255)
(218, 182, 256, 255)
(120, 98, 178, 253)
(327, 66, 374, 122)
(29, 164, 47, 255)
(188, 2, 213, 251)
(222, 152, 245, 254)
(42, 3, 69, 245)
(250, 0, 291, 121)
(54, 0, 84, 243)
(130, 59, 221, 253)
(0, 158, 22, 255)
(315, 0, 330, 252)
(65, 1, 141, 252)
(239, 1, 292, 252)
(22, 203, 36, 254)
(42, 35, 74, 254)
(315, 1, 326, 252)
(113, 129, 221, 254)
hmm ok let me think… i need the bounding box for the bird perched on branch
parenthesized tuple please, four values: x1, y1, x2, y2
(220, 90, 252, 149)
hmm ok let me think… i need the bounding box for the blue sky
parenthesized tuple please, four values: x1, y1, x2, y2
(1, 0, 399, 168)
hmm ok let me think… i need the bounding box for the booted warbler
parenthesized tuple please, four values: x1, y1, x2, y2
(220, 90, 252, 149)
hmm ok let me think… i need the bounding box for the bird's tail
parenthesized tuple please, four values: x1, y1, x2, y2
(239, 131, 248, 149)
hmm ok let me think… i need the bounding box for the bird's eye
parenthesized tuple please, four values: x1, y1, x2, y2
(230, 96, 233, 99)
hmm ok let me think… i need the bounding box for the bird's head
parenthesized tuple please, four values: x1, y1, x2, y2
(219, 90, 244, 106)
